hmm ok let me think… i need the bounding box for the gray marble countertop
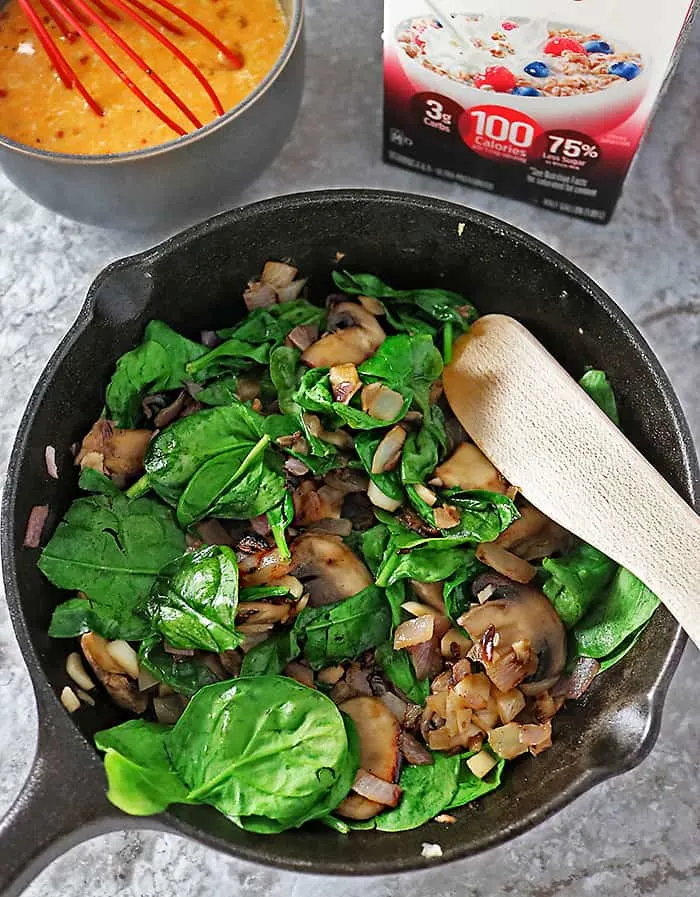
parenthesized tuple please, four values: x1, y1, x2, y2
(1, 2, 699, 895)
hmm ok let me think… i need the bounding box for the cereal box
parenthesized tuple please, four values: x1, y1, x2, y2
(383, 0, 697, 222)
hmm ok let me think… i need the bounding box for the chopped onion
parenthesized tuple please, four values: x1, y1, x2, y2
(106, 640, 140, 679)
(45, 445, 59, 479)
(434, 814, 456, 824)
(352, 769, 402, 807)
(287, 323, 318, 351)
(261, 260, 298, 290)
(520, 721, 552, 751)
(453, 672, 491, 710)
(367, 480, 401, 512)
(434, 505, 460, 529)
(413, 484, 437, 507)
(440, 628, 473, 659)
(394, 615, 434, 649)
(60, 686, 81, 713)
(66, 652, 95, 692)
(23, 505, 49, 548)
(398, 730, 433, 765)
(361, 383, 405, 421)
(200, 329, 219, 348)
(277, 278, 308, 303)
(421, 843, 443, 859)
(476, 584, 495, 604)
(275, 574, 304, 599)
(488, 722, 529, 760)
(371, 425, 406, 474)
(243, 281, 277, 310)
(475, 543, 536, 584)
(401, 600, 442, 618)
(466, 749, 498, 779)
(329, 363, 362, 404)
(562, 656, 601, 700)
(77, 688, 95, 707)
(495, 687, 526, 724)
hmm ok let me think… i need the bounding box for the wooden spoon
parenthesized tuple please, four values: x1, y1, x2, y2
(443, 314, 700, 648)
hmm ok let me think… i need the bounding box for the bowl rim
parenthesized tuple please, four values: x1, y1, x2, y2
(1, 189, 695, 875)
(0, 0, 303, 165)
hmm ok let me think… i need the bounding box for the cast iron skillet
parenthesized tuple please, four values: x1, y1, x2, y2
(1, 190, 695, 895)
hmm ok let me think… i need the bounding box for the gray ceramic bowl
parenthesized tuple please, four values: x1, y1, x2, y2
(0, 190, 695, 895)
(0, 0, 303, 231)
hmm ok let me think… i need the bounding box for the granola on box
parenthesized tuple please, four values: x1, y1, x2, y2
(383, 0, 696, 222)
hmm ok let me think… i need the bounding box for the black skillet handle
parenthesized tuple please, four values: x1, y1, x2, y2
(0, 691, 135, 897)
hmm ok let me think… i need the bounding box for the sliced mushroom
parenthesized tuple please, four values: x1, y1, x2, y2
(80, 633, 147, 713)
(458, 573, 566, 696)
(335, 792, 385, 821)
(76, 419, 151, 479)
(409, 580, 446, 613)
(302, 302, 386, 368)
(360, 382, 405, 421)
(475, 542, 536, 584)
(336, 696, 401, 819)
(290, 533, 372, 606)
(495, 502, 573, 560)
(434, 443, 507, 494)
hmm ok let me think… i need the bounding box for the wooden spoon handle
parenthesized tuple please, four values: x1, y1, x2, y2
(443, 314, 700, 647)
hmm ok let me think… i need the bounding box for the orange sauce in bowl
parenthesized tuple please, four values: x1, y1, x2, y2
(0, 0, 287, 154)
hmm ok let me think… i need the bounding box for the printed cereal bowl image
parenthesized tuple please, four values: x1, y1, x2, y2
(394, 13, 650, 136)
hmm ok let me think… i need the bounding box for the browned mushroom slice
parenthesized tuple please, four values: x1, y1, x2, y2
(434, 443, 507, 494)
(409, 580, 446, 613)
(336, 696, 401, 820)
(290, 533, 372, 606)
(495, 502, 573, 560)
(475, 542, 537, 584)
(80, 633, 147, 713)
(76, 419, 152, 479)
(302, 302, 386, 368)
(458, 574, 566, 695)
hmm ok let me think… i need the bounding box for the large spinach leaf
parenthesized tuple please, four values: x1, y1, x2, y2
(42, 492, 185, 641)
(105, 321, 207, 428)
(375, 641, 429, 705)
(141, 545, 241, 652)
(196, 374, 240, 407)
(166, 676, 351, 825)
(541, 543, 618, 629)
(217, 300, 325, 343)
(294, 585, 392, 669)
(359, 334, 443, 413)
(269, 346, 303, 415)
(332, 271, 478, 335)
(376, 540, 480, 589)
(95, 720, 193, 815)
(573, 567, 659, 659)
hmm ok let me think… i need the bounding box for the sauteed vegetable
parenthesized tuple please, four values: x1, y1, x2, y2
(35, 261, 659, 834)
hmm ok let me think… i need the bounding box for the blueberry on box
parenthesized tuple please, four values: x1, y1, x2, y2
(512, 86, 541, 96)
(609, 61, 641, 80)
(584, 40, 613, 53)
(524, 60, 549, 77)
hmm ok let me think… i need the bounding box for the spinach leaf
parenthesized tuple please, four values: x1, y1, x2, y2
(41, 492, 185, 641)
(579, 369, 620, 426)
(239, 584, 294, 602)
(294, 368, 411, 430)
(359, 334, 443, 413)
(443, 562, 484, 628)
(372, 752, 460, 831)
(184, 338, 269, 380)
(139, 638, 219, 696)
(264, 413, 340, 476)
(267, 491, 294, 561)
(294, 585, 392, 669)
(269, 346, 303, 415)
(196, 374, 239, 407)
(141, 545, 241, 653)
(375, 642, 429, 704)
(176, 436, 285, 528)
(597, 626, 646, 672)
(240, 630, 300, 677)
(95, 719, 193, 815)
(217, 300, 325, 344)
(446, 752, 505, 810)
(541, 543, 618, 629)
(355, 432, 404, 503)
(166, 676, 351, 825)
(78, 467, 120, 495)
(376, 542, 479, 588)
(353, 524, 390, 577)
(332, 271, 478, 334)
(573, 567, 659, 659)
(401, 406, 447, 487)
(385, 581, 407, 628)
(106, 321, 207, 428)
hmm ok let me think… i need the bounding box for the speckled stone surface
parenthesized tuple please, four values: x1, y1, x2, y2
(0, 2, 699, 895)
